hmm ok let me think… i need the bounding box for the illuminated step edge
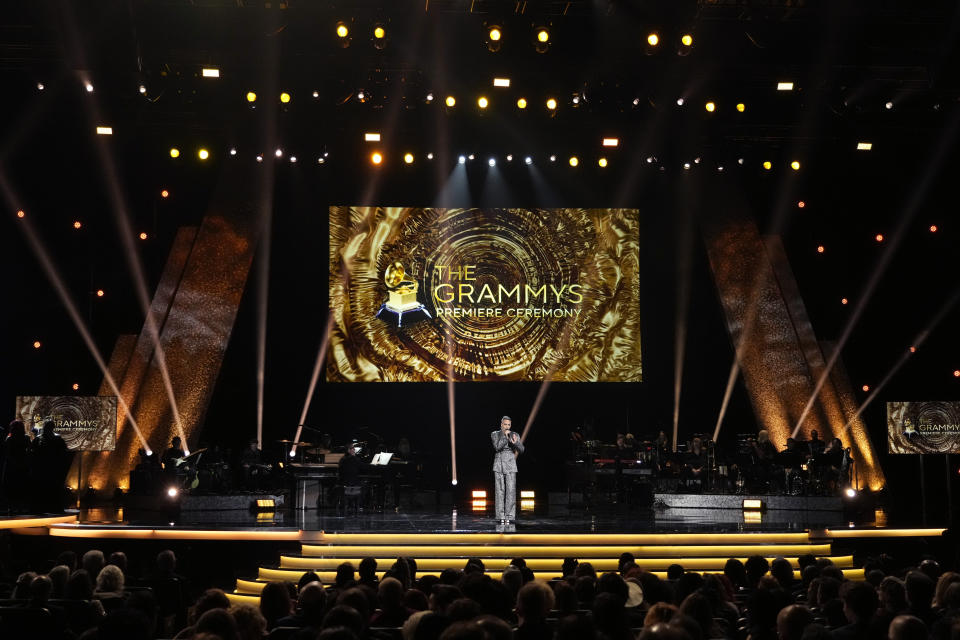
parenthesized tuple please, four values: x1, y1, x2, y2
(821, 528, 946, 539)
(238, 567, 865, 594)
(0, 515, 77, 530)
(312, 532, 813, 545)
(299, 544, 832, 558)
(279, 555, 855, 571)
(47, 525, 303, 540)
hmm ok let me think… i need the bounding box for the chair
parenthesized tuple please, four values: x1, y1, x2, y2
(342, 485, 363, 513)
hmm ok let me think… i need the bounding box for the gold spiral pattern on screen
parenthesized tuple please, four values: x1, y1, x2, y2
(328, 207, 642, 382)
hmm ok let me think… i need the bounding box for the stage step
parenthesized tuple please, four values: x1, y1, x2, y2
(299, 543, 831, 558)
(307, 532, 814, 545)
(279, 555, 854, 572)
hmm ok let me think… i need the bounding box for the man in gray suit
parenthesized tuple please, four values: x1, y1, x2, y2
(491, 415, 525, 524)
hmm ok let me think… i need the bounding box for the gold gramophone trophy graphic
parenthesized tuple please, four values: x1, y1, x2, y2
(376, 261, 432, 327)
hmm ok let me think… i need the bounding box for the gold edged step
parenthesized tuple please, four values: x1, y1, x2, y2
(300, 543, 831, 558)
(309, 532, 814, 545)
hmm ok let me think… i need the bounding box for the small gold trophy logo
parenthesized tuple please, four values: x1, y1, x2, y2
(376, 261, 432, 326)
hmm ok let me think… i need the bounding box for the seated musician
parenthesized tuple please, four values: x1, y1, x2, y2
(614, 433, 634, 459)
(683, 437, 707, 485)
(807, 429, 825, 456)
(339, 442, 366, 486)
(240, 439, 266, 489)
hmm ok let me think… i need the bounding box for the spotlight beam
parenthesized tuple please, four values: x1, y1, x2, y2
(2, 176, 150, 452)
(841, 288, 960, 433)
(290, 309, 337, 457)
(673, 182, 695, 450)
(792, 114, 960, 437)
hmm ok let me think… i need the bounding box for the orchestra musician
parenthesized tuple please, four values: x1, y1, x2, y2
(161, 437, 185, 471)
(683, 437, 707, 489)
(491, 415, 524, 524)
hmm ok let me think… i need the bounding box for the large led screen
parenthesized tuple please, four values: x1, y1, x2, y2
(15, 396, 118, 451)
(888, 401, 960, 454)
(327, 207, 642, 382)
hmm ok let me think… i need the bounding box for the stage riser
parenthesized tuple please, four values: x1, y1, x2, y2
(278, 555, 855, 571)
(298, 543, 832, 558)
(653, 494, 843, 511)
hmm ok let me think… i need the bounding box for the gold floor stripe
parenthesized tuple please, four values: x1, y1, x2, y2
(299, 544, 831, 558)
(823, 528, 946, 538)
(47, 526, 303, 540)
(279, 555, 854, 571)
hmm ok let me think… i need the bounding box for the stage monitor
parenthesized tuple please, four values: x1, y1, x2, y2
(887, 401, 960, 454)
(14, 395, 118, 451)
(327, 206, 642, 382)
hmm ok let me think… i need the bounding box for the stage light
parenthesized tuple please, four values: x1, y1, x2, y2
(489, 27, 501, 42)
(517, 98, 527, 109)
(357, 91, 365, 102)
(33, 341, 41, 349)
(38, 82, 44, 91)
(289, 156, 297, 163)
(312, 90, 319, 98)
(288, 450, 296, 458)
(817, 245, 825, 254)
(525, 156, 532, 165)
(374, 26, 385, 39)
(446, 95, 456, 107)
(930, 225, 938, 232)
(477, 96, 489, 109)
(451, 479, 458, 486)
(458, 155, 466, 164)
(520, 490, 535, 499)
(167, 487, 179, 498)
(550, 155, 556, 162)
(255, 155, 263, 163)
(910, 346, 917, 353)
(738, 158, 744, 165)
(404, 153, 414, 164)
(546, 98, 557, 110)
(875, 234, 884, 242)
(370, 152, 383, 165)
(229, 148, 236, 156)
(426, 93, 434, 103)
(598, 157, 608, 167)
(954, 370, 960, 378)
(364, 132, 381, 142)
(201, 67, 219, 78)
(681, 34, 693, 47)
(468, 154, 475, 160)
(736, 103, 745, 112)
(137, 231, 149, 241)
(280, 92, 291, 103)
(602, 138, 619, 147)
(841, 298, 849, 305)
(493, 78, 510, 87)
(139, 84, 146, 94)
(743, 499, 763, 510)
(246, 91, 257, 102)
(198, 148, 209, 160)
(275, 148, 283, 158)
(85, 82, 94, 92)
(472, 490, 487, 498)
(717, 165, 724, 172)
(96, 289, 104, 297)
(694, 157, 701, 164)
(427, 153, 434, 160)
(777, 82, 794, 91)
(762, 161, 772, 170)
(845, 488, 857, 498)
(647, 33, 659, 46)
(317, 157, 325, 164)
(537, 28, 550, 43)
(161, 189, 169, 198)
(95, 126, 113, 135)
(798, 200, 806, 208)
(857, 142, 872, 150)
(705, 101, 715, 112)
(336, 22, 349, 38)
(862, 384, 870, 392)
(676, 98, 685, 106)
(683, 162, 691, 170)
(72, 383, 79, 391)
(17, 210, 25, 218)
(73, 221, 82, 229)
(488, 158, 496, 167)
(885, 101, 893, 110)
(569, 156, 578, 167)
(169, 148, 180, 158)
(646, 157, 654, 163)
(791, 160, 801, 170)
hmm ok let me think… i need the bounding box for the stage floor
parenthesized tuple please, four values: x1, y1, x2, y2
(70, 503, 868, 534)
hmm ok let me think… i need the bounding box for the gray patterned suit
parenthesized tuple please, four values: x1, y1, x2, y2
(491, 429, 524, 520)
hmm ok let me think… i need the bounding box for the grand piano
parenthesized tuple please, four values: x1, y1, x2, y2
(287, 457, 413, 511)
